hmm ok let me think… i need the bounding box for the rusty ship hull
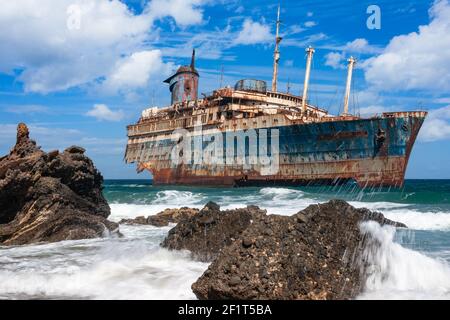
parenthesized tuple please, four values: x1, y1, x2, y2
(125, 105, 426, 188)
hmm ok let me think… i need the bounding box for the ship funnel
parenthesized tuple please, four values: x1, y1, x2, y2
(342, 56, 356, 116)
(163, 49, 199, 105)
(271, 4, 282, 92)
(301, 46, 315, 115)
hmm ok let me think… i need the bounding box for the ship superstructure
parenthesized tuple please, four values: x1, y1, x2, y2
(125, 9, 426, 188)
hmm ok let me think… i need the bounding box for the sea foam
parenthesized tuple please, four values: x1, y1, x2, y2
(358, 221, 450, 299)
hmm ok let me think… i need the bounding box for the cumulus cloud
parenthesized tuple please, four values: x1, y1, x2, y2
(147, 0, 208, 26)
(325, 38, 380, 69)
(0, 0, 207, 94)
(234, 19, 272, 45)
(86, 104, 125, 122)
(364, 0, 450, 91)
(100, 50, 174, 95)
(419, 106, 450, 142)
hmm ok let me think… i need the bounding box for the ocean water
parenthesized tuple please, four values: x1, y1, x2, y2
(1, 179, 450, 299)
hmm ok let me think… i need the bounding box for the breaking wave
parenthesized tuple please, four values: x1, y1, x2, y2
(0, 226, 208, 300)
(358, 222, 450, 299)
(153, 190, 206, 206)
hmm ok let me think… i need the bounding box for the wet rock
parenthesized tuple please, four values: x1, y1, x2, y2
(161, 202, 266, 262)
(119, 207, 200, 227)
(0, 123, 119, 245)
(184, 199, 405, 300)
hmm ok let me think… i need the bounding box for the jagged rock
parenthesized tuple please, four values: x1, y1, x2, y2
(161, 199, 405, 300)
(119, 207, 200, 227)
(64, 146, 86, 154)
(161, 202, 267, 262)
(0, 123, 119, 245)
(191, 200, 405, 300)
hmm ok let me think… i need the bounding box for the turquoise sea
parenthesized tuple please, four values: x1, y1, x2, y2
(1, 179, 450, 299)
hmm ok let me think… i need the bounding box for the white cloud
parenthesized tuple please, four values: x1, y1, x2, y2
(101, 50, 174, 95)
(147, 0, 208, 26)
(86, 104, 125, 122)
(325, 38, 381, 69)
(358, 105, 390, 117)
(345, 38, 380, 54)
(364, 0, 450, 92)
(419, 106, 450, 142)
(304, 21, 316, 28)
(324, 52, 344, 69)
(234, 19, 272, 45)
(0, 0, 207, 94)
(287, 24, 305, 35)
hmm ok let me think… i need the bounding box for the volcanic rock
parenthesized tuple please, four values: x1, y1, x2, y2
(161, 202, 267, 262)
(0, 123, 119, 245)
(119, 207, 200, 227)
(191, 200, 405, 300)
(162, 199, 405, 300)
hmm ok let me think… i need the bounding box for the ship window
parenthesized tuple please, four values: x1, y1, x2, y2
(245, 136, 250, 157)
(226, 111, 233, 120)
(234, 137, 238, 160)
(209, 114, 213, 121)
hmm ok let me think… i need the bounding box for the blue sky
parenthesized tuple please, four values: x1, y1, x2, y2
(1, 0, 450, 179)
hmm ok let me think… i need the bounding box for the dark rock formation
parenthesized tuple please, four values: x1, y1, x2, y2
(119, 207, 200, 227)
(162, 202, 267, 262)
(0, 123, 119, 245)
(162, 200, 405, 300)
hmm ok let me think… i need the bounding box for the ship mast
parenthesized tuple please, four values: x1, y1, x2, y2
(343, 56, 356, 116)
(301, 46, 315, 115)
(271, 5, 282, 92)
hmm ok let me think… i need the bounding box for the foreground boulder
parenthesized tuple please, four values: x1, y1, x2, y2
(119, 207, 200, 227)
(0, 123, 118, 245)
(162, 200, 405, 300)
(162, 202, 267, 262)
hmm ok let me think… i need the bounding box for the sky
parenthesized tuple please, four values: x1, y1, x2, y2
(1, 0, 450, 179)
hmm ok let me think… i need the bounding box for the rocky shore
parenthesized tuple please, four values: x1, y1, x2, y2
(0, 123, 119, 245)
(0, 124, 407, 299)
(160, 200, 406, 300)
